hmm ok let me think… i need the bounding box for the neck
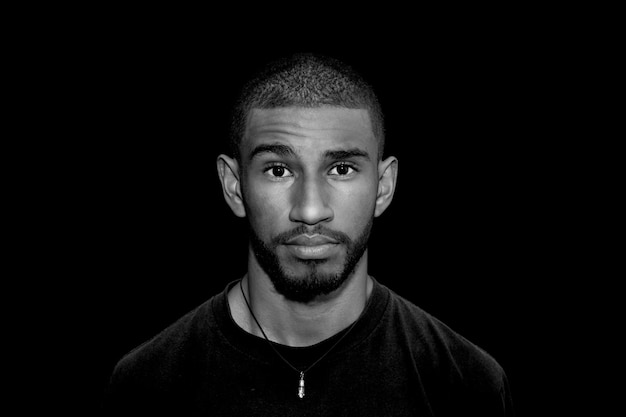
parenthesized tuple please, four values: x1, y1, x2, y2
(228, 255, 373, 347)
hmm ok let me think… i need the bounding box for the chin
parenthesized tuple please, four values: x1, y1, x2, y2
(286, 256, 341, 274)
(269, 259, 354, 303)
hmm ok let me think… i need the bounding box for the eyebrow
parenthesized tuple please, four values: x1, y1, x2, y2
(248, 143, 296, 161)
(323, 148, 370, 161)
(248, 144, 371, 162)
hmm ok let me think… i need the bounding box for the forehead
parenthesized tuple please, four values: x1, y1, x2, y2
(243, 107, 377, 158)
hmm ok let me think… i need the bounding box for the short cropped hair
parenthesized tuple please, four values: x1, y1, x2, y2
(229, 53, 385, 161)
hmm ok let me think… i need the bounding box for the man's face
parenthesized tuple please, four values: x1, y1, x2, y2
(240, 107, 380, 302)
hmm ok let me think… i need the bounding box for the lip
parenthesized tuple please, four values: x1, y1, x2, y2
(285, 234, 339, 246)
(284, 234, 339, 259)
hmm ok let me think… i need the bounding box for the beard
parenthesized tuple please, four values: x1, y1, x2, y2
(248, 219, 373, 303)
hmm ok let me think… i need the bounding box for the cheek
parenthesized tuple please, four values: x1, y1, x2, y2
(333, 185, 377, 227)
(243, 184, 289, 234)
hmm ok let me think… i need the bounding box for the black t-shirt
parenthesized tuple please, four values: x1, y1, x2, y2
(104, 279, 514, 416)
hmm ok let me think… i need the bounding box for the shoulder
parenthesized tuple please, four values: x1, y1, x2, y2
(103, 288, 232, 415)
(110, 295, 218, 383)
(379, 285, 513, 413)
(382, 285, 507, 387)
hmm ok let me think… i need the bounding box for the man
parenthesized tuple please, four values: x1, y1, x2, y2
(104, 53, 514, 416)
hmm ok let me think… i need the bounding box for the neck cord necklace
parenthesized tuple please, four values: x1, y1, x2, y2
(239, 279, 361, 399)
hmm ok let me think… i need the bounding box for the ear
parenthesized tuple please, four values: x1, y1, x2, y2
(374, 156, 398, 217)
(216, 154, 246, 218)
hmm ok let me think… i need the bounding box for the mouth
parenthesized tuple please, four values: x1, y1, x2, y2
(284, 234, 340, 259)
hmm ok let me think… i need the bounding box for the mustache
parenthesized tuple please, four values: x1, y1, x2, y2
(272, 225, 351, 245)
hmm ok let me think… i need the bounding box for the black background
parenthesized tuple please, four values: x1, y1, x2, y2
(35, 17, 607, 416)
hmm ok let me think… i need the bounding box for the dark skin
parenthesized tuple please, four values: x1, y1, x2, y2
(217, 106, 398, 347)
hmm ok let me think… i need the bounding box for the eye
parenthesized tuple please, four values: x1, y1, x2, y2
(265, 164, 293, 178)
(329, 163, 356, 176)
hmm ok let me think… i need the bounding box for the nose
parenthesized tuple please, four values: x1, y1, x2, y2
(289, 176, 334, 225)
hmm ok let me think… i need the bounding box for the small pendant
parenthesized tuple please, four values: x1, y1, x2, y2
(297, 372, 305, 399)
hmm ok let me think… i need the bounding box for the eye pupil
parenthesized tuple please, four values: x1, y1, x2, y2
(337, 164, 349, 175)
(272, 166, 285, 177)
